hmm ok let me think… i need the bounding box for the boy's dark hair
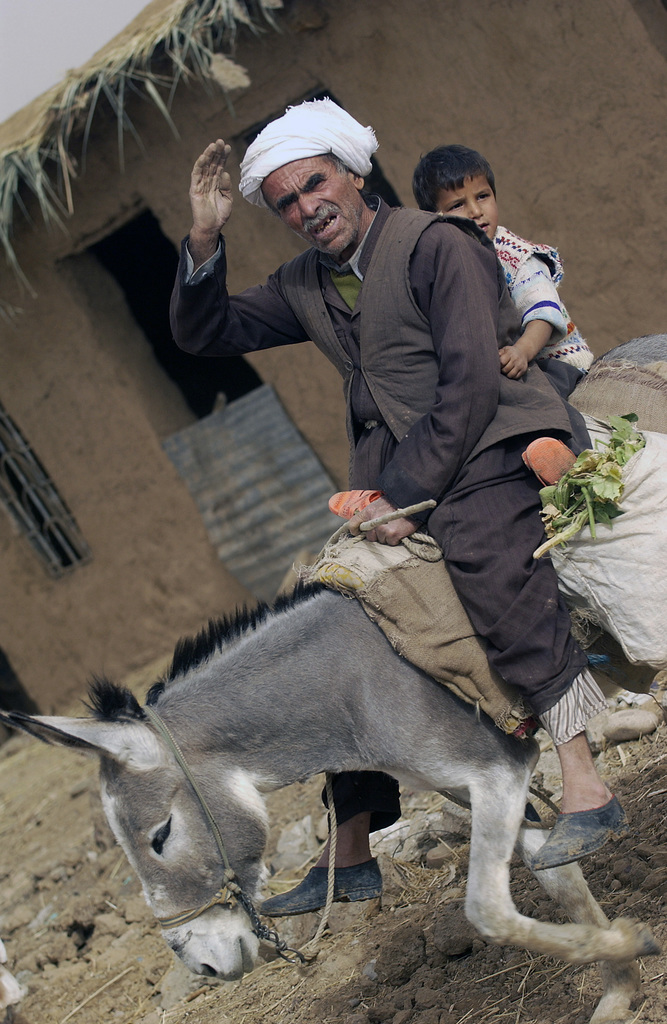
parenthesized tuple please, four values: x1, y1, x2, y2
(412, 144, 496, 211)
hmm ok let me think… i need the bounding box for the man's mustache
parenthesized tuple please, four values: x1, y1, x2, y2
(302, 203, 339, 232)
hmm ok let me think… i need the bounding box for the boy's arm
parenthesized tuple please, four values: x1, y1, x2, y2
(500, 254, 568, 378)
(499, 319, 553, 379)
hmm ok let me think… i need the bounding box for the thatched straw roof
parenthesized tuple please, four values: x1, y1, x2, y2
(0, 0, 282, 309)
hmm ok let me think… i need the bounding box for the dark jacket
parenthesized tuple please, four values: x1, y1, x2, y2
(170, 200, 576, 517)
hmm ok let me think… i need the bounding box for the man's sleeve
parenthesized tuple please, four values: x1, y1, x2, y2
(170, 237, 310, 357)
(377, 225, 503, 515)
(182, 241, 222, 285)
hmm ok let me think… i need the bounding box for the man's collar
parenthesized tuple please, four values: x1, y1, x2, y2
(318, 195, 385, 280)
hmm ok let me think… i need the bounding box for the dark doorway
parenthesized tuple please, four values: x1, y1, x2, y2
(0, 648, 39, 745)
(0, 648, 39, 715)
(90, 210, 261, 418)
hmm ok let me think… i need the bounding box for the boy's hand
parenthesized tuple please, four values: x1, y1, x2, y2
(348, 497, 418, 546)
(499, 345, 529, 379)
(188, 140, 233, 268)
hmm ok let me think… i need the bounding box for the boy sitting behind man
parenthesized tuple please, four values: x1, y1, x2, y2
(412, 145, 594, 381)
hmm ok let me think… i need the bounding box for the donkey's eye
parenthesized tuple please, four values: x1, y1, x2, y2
(151, 817, 172, 855)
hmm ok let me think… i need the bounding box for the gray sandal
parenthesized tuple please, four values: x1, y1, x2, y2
(260, 858, 382, 917)
(530, 796, 628, 871)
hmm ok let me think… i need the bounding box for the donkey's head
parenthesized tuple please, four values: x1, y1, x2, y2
(0, 680, 270, 980)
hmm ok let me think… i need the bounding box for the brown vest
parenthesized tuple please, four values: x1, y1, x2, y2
(278, 208, 572, 462)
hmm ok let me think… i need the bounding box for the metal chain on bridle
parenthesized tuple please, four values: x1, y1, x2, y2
(143, 704, 305, 964)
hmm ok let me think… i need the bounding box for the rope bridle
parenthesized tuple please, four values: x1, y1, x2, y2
(142, 704, 304, 963)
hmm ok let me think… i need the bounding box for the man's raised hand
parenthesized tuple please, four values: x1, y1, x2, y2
(188, 140, 233, 268)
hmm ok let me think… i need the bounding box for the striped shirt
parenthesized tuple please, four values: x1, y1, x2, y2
(494, 226, 594, 371)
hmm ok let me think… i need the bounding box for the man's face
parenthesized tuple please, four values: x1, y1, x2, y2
(261, 156, 374, 263)
(435, 174, 499, 240)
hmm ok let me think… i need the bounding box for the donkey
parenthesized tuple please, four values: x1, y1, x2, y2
(2, 334, 665, 1021)
(0, 586, 659, 1024)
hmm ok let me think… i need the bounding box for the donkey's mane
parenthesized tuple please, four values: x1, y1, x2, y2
(145, 582, 326, 705)
(86, 676, 144, 721)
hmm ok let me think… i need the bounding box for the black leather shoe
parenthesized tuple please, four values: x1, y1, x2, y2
(260, 858, 382, 917)
(531, 795, 628, 871)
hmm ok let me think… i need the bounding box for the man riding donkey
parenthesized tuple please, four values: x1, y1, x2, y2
(170, 98, 626, 916)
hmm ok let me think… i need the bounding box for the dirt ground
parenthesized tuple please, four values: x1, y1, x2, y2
(1, 664, 667, 1024)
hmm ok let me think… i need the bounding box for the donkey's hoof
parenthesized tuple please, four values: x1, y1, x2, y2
(601, 917, 661, 963)
(531, 796, 627, 871)
(633, 921, 661, 957)
(260, 859, 382, 917)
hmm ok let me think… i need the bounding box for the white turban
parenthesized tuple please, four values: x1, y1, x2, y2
(239, 98, 378, 208)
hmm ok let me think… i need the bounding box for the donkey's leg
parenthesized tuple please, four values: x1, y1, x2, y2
(516, 827, 651, 1023)
(463, 771, 536, 948)
(464, 778, 659, 967)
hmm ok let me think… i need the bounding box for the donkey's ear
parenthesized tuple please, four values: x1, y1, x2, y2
(0, 711, 165, 769)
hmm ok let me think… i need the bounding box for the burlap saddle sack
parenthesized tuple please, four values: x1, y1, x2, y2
(299, 519, 656, 733)
(299, 532, 532, 733)
(570, 359, 667, 433)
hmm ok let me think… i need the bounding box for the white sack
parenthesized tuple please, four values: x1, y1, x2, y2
(553, 420, 667, 667)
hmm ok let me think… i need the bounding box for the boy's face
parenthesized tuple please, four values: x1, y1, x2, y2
(435, 174, 498, 240)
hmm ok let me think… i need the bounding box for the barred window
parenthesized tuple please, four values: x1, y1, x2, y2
(0, 403, 91, 577)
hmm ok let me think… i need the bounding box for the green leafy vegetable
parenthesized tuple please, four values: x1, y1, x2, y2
(533, 414, 645, 559)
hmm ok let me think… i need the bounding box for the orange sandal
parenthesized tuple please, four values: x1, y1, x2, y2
(328, 490, 383, 519)
(522, 438, 577, 486)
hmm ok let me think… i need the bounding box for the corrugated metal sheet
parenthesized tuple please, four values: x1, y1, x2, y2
(162, 384, 341, 601)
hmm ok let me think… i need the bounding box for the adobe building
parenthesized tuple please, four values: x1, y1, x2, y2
(1, 0, 666, 712)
